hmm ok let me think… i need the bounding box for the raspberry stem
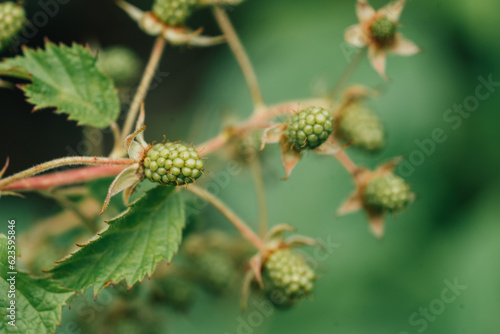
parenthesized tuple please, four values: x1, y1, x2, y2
(2, 165, 128, 192)
(330, 137, 358, 175)
(187, 185, 266, 252)
(0, 157, 134, 191)
(115, 36, 166, 154)
(329, 48, 366, 100)
(213, 7, 265, 111)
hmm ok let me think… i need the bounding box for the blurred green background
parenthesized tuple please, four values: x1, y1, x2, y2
(1, 0, 500, 333)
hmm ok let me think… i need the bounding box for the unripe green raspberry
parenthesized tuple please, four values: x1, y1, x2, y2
(285, 107, 334, 150)
(364, 174, 411, 212)
(191, 250, 235, 294)
(337, 104, 385, 151)
(262, 249, 315, 307)
(98, 46, 142, 86)
(0, 2, 25, 51)
(143, 142, 204, 186)
(370, 16, 396, 45)
(152, 0, 198, 26)
(155, 275, 197, 311)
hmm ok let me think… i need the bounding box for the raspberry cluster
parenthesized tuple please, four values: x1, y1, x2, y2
(0, 2, 25, 51)
(364, 174, 411, 212)
(143, 142, 204, 186)
(285, 107, 334, 150)
(263, 248, 315, 307)
(152, 0, 198, 26)
(370, 16, 397, 45)
(337, 104, 385, 151)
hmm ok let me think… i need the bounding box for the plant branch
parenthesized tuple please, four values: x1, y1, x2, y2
(187, 185, 266, 252)
(329, 48, 366, 100)
(330, 138, 358, 175)
(3, 165, 127, 192)
(0, 157, 133, 191)
(119, 36, 166, 145)
(213, 6, 265, 110)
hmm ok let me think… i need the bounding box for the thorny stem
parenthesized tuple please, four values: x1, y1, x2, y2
(329, 48, 366, 100)
(187, 185, 266, 252)
(213, 6, 265, 111)
(249, 156, 268, 238)
(3, 165, 128, 192)
(0, 157, 133, 191)
(119, 36, 166, 147)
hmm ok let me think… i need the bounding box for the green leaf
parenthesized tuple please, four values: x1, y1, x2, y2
(49, 186, 185, 295)
(1, 42, 120, 128)
(0, 234, 73, 334)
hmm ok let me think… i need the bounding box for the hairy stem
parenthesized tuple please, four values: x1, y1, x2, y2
(329, 48, 366, 100)
(213, 6, 265, 110)
(0, 157, 133, 191)
(3, 165, 128, 192)
(119, 36, 166, 144)
(187, 185, 266, 252)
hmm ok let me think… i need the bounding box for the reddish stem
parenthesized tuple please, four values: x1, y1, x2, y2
(3, 165, 128, 191)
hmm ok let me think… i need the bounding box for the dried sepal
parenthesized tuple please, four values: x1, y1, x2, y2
(280, 139, 302, 180)
(313, 137, 342, 156)
(249, 254, 263, 289)
(100, 163, 142, 215)
(336, 158, 414, 238)
(116, 0, 225, 47)
(345, 0, 420, 79)
(260, 123, 286, 151)
(265, 224, 295, 243)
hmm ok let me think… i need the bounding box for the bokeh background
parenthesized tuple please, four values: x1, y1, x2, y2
(1, 0, 500, 333)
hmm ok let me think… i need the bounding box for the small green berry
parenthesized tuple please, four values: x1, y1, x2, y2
(370, 16, 396, 45)
(337, 104, 385, 151)
(285, 107, 334, 150)
(155, 275, 197, 311)
(98, 46, 142, 86)
(143, 142, 204, 186)
(191, 250, 235, 294)
(364, 174, 411, 212)
(0, 2, 25, 51)
(152, 0, 198, 26)
(262, 249, 315, 307)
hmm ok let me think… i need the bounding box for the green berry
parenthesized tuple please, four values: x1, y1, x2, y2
(285, 107, 334, 150)
(337, 104, 385, 151)
(155, 275, 197, 311)
(0, 2, 25, 51)
(262, 249, 315, 307)
(364, 174, 411, 212)
(98, 46, 142, 86)
(152, 0, 198, 26)
(143, 142, 204, 186)
(370, 16, 396, 45)
(191, 250, 235, 294)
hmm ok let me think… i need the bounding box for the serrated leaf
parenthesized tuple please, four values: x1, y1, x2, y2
(1, 42, 120, 128)
(0, 234, 73, 334)
(49, 186, 185, 295)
